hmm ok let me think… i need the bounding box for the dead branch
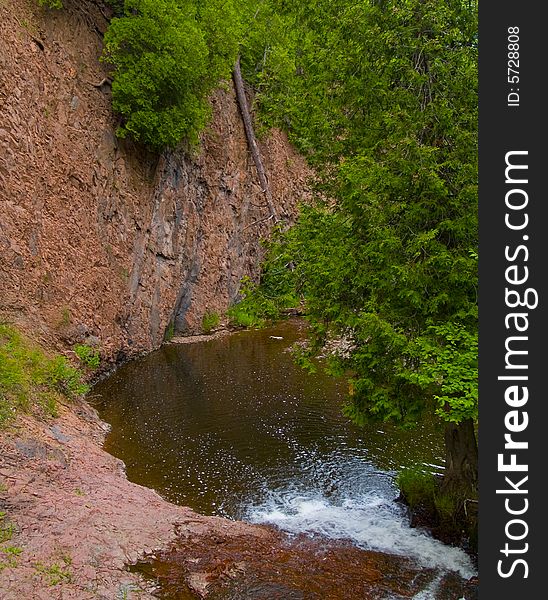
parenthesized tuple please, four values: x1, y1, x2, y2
(88, 77, 112, 88)
(242, 213, 275, 232)
(233, 56, 278, 223)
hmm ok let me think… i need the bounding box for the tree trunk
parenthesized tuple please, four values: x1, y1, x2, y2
(232, 56, 278, 223)
(442, 418, 478, 498)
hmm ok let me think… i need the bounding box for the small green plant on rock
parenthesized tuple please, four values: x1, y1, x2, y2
(396, 467, 437, 513)
(202, 311, 220, 333)
(0, 512, 15, 544)
(164, 321, 175, 342)
(73, 344, 101, 369)
(0, 512, 21, 571)
(117, 583, 140, 599)
(37, 0, 63, 10)
(35, 555, 72, 586)
(39, 391, 59, 418)
(0, 545, 23, 570)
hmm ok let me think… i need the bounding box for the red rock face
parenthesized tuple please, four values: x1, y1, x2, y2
(0, 0, 311, 361)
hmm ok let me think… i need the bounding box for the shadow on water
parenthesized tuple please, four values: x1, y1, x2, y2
(91, 319, 477, 599)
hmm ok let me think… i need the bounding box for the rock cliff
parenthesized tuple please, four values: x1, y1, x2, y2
(0, 0, 310, 361)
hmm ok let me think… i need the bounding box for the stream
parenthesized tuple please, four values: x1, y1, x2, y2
(91, 320, 476, 598)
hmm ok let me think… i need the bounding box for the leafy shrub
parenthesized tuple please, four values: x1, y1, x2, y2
(40, 356, 89, 398)
(102, 0, 242, 149)
(226, 304, 263, 328)
(226, 277, 278, 328)
(226, 228, 301, 330)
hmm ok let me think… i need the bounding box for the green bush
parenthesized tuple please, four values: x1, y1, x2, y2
(226, 277, 275, 328)
(202, 311, 220, 333)
(102, 0, 242, 149)
(226, 304, 263, 328)
(227, 254, 300, 330)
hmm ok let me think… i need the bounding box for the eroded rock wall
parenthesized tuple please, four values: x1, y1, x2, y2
(0, 0, 310, 360)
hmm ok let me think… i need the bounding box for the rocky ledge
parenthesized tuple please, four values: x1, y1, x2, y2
(0, 395, 478, 599)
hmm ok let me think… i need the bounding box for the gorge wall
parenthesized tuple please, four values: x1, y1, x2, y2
(0, 0, 310, 361)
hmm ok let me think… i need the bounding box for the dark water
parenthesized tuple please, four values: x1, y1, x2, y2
(91, 320, 475, 579)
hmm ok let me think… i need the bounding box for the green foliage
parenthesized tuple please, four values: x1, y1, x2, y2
(408, 321, 478, 423)
(0, 324, 88, 426)
(227, 257, 299, 328)
(164, 321, 175, 342)
(227, 301, 265, 328)
(227, 277, 270, 327)
(102, 0, 243, 148)
(396, 466, 466, 529)
(43, 356, 89, 398)
(73, 344, 101, 370)
(0, 512, 15, 544)
(201, 311, 220, 333)
(0, 511, 21, 571)
(0, 546, 22, 571)
(244, 0, 478, 430)
(2, 546, 22, 557)
(37, 0, 63, 9)
(228, 224, 302, 328)
(36, 0, 253, 149)
(35, 556, 72, 586)
(396, 467, 436, 511)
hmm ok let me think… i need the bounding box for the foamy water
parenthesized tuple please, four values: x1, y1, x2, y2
(246, 487, 476, 580)
(94, 320, 476, 595)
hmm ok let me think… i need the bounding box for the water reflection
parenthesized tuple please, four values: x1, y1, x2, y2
(93, 320, 478, 585)
(92, 320, 445, 519)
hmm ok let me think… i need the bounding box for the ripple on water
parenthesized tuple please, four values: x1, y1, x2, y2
(92, 320, 477, 596)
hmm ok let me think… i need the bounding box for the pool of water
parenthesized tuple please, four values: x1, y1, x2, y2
(91, 320, 475, 580)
